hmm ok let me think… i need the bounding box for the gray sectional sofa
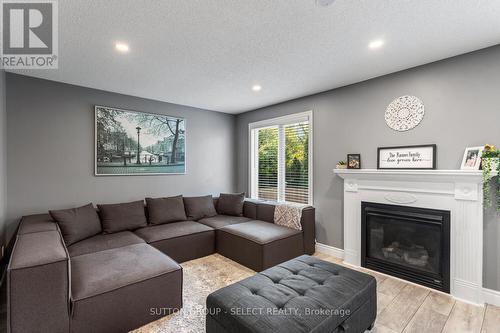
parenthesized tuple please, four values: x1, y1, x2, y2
(7, 195, 315, 333)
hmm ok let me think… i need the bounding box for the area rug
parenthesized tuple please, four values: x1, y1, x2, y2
(132, 254, 254, 333)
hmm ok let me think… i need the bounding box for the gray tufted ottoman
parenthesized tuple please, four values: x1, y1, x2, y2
(206, 255, 376, 333)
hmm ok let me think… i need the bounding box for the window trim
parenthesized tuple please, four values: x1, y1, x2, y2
(248, 110, 313, 205)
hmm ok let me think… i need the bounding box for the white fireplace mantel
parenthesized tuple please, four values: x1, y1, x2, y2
(334, 169, 496, 182)
(334, 168, 484, 304)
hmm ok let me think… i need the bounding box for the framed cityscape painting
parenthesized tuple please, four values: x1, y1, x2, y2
(95, 106, 186, 175)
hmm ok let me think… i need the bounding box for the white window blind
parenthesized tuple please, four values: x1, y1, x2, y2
(257, 126, 279, 201)
(250, 112, 312, 205)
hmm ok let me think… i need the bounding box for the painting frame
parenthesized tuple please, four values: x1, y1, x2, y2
(347, 154, 361, 169)
(377, 144, 437, 170)
(460, 146, 484, 171)
(94, 105, 187, 176)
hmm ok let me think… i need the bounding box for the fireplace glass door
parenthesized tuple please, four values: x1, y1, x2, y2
(361, 202, 450, 292)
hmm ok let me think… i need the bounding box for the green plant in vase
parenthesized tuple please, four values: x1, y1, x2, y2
(482, 144, 500, 210)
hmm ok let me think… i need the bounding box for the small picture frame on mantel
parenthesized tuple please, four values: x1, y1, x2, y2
(347, 154, 361, 169)
(377, 144, 436, 170)
(460, 146, 484, 170)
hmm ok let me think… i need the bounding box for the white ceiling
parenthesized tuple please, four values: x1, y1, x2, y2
(10, 0, 500, 114)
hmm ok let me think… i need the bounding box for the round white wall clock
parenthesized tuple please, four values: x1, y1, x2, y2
(385, 95, 425, 131)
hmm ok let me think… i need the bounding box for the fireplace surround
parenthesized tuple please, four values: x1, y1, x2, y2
(334, 169, 484, 304)
(361, 202, 450, 292)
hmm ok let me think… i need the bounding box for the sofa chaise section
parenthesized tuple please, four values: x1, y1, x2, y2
(134, 221, 215, 263)
(70, 243, 182, 333)
(242, 200, 315, 255)
(8, 228, 70, 333)
(216, 220, 303, 272)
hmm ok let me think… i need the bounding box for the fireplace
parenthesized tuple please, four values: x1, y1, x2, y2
(335, 169, 483, 303)
(361, 202, 450, 292)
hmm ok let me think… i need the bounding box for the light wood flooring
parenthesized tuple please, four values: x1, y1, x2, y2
(315, 252, 500, 333)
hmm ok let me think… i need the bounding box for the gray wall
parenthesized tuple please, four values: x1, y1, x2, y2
(236, 45, 500, 291)
(5, 73, 236, 240)
(0, 70, 6, 248)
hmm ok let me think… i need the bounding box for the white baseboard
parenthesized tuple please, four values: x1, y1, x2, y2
(315, 242, 344, 259)
(483, 287, 500, 307)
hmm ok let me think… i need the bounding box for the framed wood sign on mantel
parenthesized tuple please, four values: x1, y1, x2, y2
(377, 144, 437, 170)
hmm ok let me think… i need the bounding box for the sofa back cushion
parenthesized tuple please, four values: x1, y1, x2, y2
(256, 202, 276, 223)
(97, 200, 147, 233)
(217, 193, 245, 216)
(146, 196, 187, 225)
(49, 203, 102, 245)
(183, 195, 217, 220)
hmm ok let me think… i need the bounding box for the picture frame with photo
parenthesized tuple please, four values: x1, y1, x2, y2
(347, 154, 361, 169)
(460, 146, 484, 170)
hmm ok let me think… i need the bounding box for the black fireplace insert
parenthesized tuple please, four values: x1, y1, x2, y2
(361, 202, 450, 292)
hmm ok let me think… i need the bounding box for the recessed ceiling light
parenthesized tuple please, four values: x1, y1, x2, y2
(368, 39, 385, 50)
(316, 0, 336, 7)
(115, 42, 129, 53)
(252, 84, 262, 92)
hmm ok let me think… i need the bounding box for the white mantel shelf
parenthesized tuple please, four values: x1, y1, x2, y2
(334, 168, 483, 176)
(334, 168, 496, 182)
(334, 167, 486, 304)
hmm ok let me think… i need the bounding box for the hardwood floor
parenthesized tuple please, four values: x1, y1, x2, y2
(315, 252, 500, 333)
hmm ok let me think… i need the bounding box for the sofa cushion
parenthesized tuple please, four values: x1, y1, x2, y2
(71, 243, 181, 301)
(134, 221, 213, 243)
(219, 220, 301, 245)
(183, 195, 217, 220)
(143, 230, 215, 263)
(49, 203, 102, 245)
(68, 231, 145, 257)
(197, 215, 251, 229)
(256, 202, 276, 222)
(216, 193, 245, 216)
(97, 200, 147, 234)
(146, 195, 187, 225)
(70, 243, 182, 332)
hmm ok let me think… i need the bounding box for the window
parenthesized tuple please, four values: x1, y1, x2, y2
(249, 111, 312, 205)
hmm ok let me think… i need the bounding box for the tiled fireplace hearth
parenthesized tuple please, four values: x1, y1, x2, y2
(334, 169, 484, 304)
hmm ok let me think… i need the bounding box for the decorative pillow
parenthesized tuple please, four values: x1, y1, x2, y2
(146, 195, 187, 225)
(97, 200, 147, 234)
(217, 193, 245, 216)
(49, 203, 102, 246)
(183, 195, 217, 220)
